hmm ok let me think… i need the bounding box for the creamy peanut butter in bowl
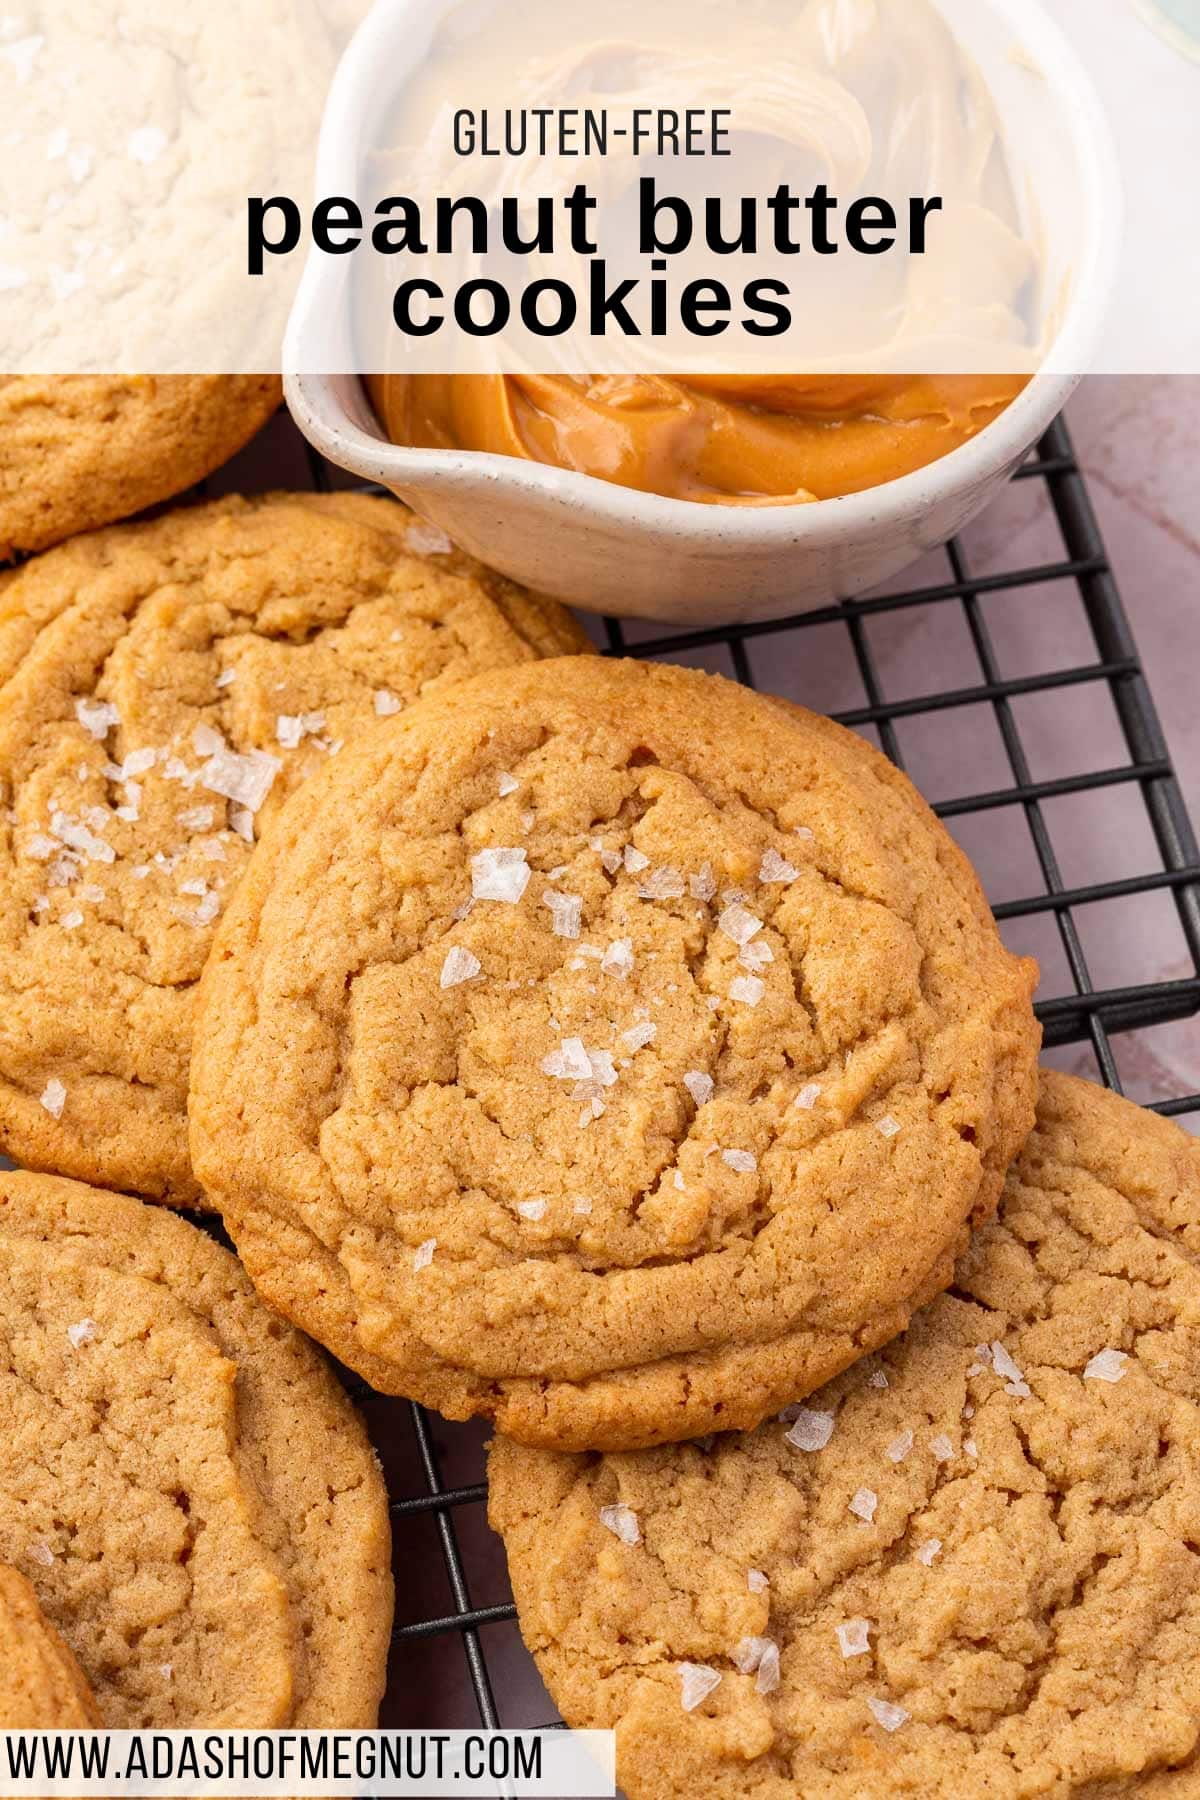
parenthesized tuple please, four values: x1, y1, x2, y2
(286, 0, 1118, 622)
(364, 373, 1032, 506)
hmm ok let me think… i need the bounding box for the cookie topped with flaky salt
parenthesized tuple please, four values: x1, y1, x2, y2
(0, 1167, 393, 1729)
(190, 657, 1037, 1449)
(0, 492, 589, 1202)
(488, 1073, 1200, 1797)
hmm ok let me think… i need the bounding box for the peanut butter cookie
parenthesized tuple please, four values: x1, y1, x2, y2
(489, 1072, 1200, 1797)
(191, 657, 1039, 1451)
(0, 1169, 393, 1728)
(0, 491, 590, 1201)
(0, 1564, 102, 1728)
(0, 376, 281, 562)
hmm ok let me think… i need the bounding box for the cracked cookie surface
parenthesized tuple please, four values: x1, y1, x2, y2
(489, 1072, 1200, 1796)
(0, 490, 590, 1202)
(0, 1563, 102, 1727)
(190, 657, 1038, 1450)
(0, 375, 281, 562)
(0, 1169, 393, 1728)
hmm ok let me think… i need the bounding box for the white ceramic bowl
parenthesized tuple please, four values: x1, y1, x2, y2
(285, 0, 1118, 625)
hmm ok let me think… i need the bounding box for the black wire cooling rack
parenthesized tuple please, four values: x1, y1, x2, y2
(277, 411, 1200, 1736)
(6, 407, 1194, 1740)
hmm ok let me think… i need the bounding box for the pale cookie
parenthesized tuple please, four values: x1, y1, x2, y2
(0, 376, 283, 562)
(0, 491, 590, 1202)
(0, 1564, 102, 1728)
(190, 657, 1039, 1451)
(489, 1072, 1200, 1798)
(0, 1170, 393, 1728)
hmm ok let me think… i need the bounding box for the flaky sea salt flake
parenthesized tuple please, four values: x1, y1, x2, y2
(929, 1434, 955, 1463)
(599, 1503, 640, 1546)
(51, 811, 114, 864)
(440, 946, 481, 989)
(718, 903, 762, 946)
(122, 747, 158, 778)
(27, 1540, 54, 1567)
(497, 771, 520, 796)
(722, 1148, 757, 1174)
(849, 1487, 878, 1523)
(733, 1636, 778, 1691)
(541, 1037, 595, 1082)
(621, 1021, 658, 1052)
(759, 848, 799, 884)
(192, 724, 225, 758)
(543, 890, 583, 939)
(747, 1568, 769, 1593)
(74, 697, 119, 739)
(678, 1664, 720, 1712)
(601, 938, 634, 979)
(583, 1048, 618, 1087)
(471, 846, 530, 903)
(67, 1318, 96, 1349)
(639, 865, 685, 900)
(1084, 1348, 1128, 1384)
(886, 1430, 913, 1464)
(755, 1640, 781, 1694)
(689, 862, 716, 902)
(876, 1114, 901, 1138)
(867, 1696, 909, 1733)
(200, 747, 280, 814)
(990, 1340, 1031, 1398)
(39, 1078, 66, 1119)
(412, 1239, 436, 1272)
(836, 1618, 871, 1658)
(729, 975, 765, 1007)
(916, 1538, 942, 1566)
(786, 1408, 835, 1453)
(374, 689, 402, 717)
(683, 1071, 714, 1107)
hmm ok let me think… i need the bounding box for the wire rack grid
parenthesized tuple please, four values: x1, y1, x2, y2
(5, 408, 1193, 1736)
(277, 411, 1200, 1734)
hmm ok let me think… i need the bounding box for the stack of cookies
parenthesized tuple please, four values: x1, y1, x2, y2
(1, 394, 1197, 1792)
